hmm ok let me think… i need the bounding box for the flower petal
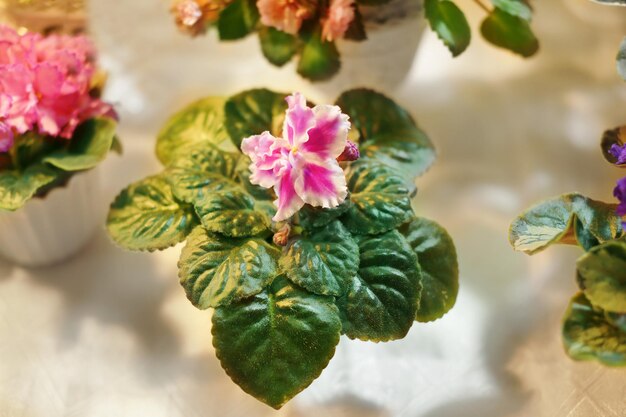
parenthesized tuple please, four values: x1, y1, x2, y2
(241, 131, 290, 188)
(293, 157, 348, 209)
(301, 104, 350, 159)
(283, 92, 315, 148)
(0, 122, 14, 152)
(273, 166, 305, 221)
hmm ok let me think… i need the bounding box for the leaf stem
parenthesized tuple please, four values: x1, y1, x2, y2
(472, 0, 491, 13)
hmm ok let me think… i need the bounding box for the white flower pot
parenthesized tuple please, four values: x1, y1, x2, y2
(0, 168, 104, 267)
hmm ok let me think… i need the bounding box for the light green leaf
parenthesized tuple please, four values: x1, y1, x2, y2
(179, 226, 279, 309)
(212, 276, 341, 409)
(194, 189, 271, 237)
(156, 97, 232, 166)
(106, 173, 197, 251)
(577, 241, 626, 313)
(342, 159, 413, 235)
(217, 0, 259, 40)
(337, 230, 422, 341)
(401, 217, 459, 322)
(0, 163, 61, 211)
(563, 292, 626, 367)
(490, 0, 532, 21)
(224, 89, 288, 149)
(280, 220, 359, 296)
(297, 28, 340, 81)
(509, 193, 622, 255)
(259, 26, 298, 66)
(480, 8, 539, 57)
(44, 118, 116, 171)
(424, 0, 471, 57)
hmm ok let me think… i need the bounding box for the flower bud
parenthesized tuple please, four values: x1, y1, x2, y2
(273, 224, 291, 246)
(337, 140, 360, 162)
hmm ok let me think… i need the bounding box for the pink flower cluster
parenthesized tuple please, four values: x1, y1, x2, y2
(257, 0, 355, 41)
(0, 25, 117, 152)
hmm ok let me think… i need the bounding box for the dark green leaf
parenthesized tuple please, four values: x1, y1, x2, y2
(480, 8, 539, 57)
(297, 28, 341, 81)
(490, 0, 532, 21)
(224, 89, 288, 149)
(562, 292, 626, 367)
(106, 173, 197, 251)
(179, 226, 279, 309)
(194, 189, 271, 237)
(341, 159, 413, 235)
(280, 220, 359, 296)
(156, 97, 232, 166)
(217, 0, 259, 40)
(509, 193, 622, 255)
(298, 198, 351, 229)
(259, 27, 297, 66)
(424, 0, 471, 57)
(212, 276, 341, 408)
(337, 230, 422, 341)
(601, 126, 626, 165)
(577, 241, 626, 313)
(44, 118, 116, 171)
(400, 217, 459, 322)
(0, 163, 61, 211)
(9, 132, 60, 170)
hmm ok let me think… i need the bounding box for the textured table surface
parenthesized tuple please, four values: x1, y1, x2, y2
(1, 1, 626, 416)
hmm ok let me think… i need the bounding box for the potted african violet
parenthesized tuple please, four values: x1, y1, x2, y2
(170, 0, 539, 82)
(106, 88, 459, 408)
(0, 25, 120, 266)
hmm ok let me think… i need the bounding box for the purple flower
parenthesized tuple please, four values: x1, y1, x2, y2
(609, 143, 626, 165)
(614, 177, 626, 216)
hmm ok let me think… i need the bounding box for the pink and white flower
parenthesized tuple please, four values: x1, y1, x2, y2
(257, 0, 316, 35)
(321, 0, 355, 42)
(241, 92, 351, 221)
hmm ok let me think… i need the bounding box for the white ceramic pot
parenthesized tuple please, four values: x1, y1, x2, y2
(0, 168, 104, 267)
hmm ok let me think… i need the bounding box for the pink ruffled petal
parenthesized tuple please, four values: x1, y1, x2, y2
(301, 104, 350, 160)
(242, 131, 290, 189)
(293, 156, 348, 209)
(0, 122, 14, 152)
(283, 92, 315, 148)
(273, 166, 305, 222)
(0, 93, 12, 117)
(34, 63, 63, 98)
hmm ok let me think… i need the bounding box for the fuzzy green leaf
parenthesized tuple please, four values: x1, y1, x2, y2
(401, 217, 459, 322)
(342, 159, 413, 235)
(298, 198, 351, 229)
(106, 173, 197, 251)
(179, 226, 279, 309)
(424, 0, 471, 57)
(509, 193, 622, 255)
(43, 118, 116, 171)
(259, 27, 298, 66)
(280, 220, 359, 296)
(217, 0, 259, 40)
(297, 28, 340, 81)
(563, 292, 626, 367)
(337, 230, 422, 341)
(212, 276, 341, 409)
(490, 0, 532, 20)
(480, 8, 539, 57)
(577, 241, 626, 313)
(156, 97, 232, 166)
(0, 163, 61, 211)
(224, 89, 288, 148)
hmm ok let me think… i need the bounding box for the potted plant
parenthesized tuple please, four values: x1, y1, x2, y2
(170, 0, 539, 82)
(0, 25, 120, 266)
(106, 87, 459, 408)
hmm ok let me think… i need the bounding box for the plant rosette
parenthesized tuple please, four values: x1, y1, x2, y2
(0, 25, 120, 266)
(170, 0, 539, 81)
(107, 88, 459, 408)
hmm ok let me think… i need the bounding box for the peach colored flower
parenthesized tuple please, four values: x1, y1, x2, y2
(257, 0, 316, 35)
(321, 0, 355, 42)
(171, 0, 231, 37)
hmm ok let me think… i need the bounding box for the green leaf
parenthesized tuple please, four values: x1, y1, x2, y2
(178, 226, 279, 309)
(217, 0, 259, 40)
(591, 0, 626, 5)
(0, 163, 61, 211)
(337, 230, 422, 341)
(156, 97, 232, 166)
(9, 132, 60, 170)
(335, 88, 435, 183)
(480, 8, 539, 57)
(424, 0, 471, 57)
(618, 37, 626, 81)
(601, 125, 626, 165)
(298, 198, 351, 229)
(43, 118, 116, 171)
(509, 193, 622, 255)
(194, 189, 271, 237)
(167, 145, 241, 203)
(111, 135, 123, 155)
(259, 27, 297, 66)
(280, 220, 359, 296)
(106, 173, 197, 251)
(343, 7, 367, 41)
(490, 0, 532, 21)
(297, 28, 341, 81)
(400, 217, 459, 322)
(577, 241, 626, 313)
(341, 159, 413, 235)
(212, 276, 341, 408)
(562, 292, 626, 367)
(224, 89, 288, 149)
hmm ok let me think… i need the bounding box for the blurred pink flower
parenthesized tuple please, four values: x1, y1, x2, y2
(257, 0, 316, 35)
(322, 0, 355, 42)
(241, 92, 351, 221)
